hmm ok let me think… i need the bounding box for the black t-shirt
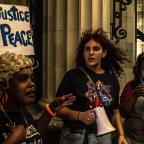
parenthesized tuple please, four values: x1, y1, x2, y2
(0, 109, 43, 144)
(56, 66, 120, 129)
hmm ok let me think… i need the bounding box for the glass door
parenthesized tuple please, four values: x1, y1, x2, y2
(136, 0, 144, 56)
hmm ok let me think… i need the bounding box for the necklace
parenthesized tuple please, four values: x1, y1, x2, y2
(0, 104, 14, 126)
(0, 103, 29, 127)
(20, 108, 29, 126)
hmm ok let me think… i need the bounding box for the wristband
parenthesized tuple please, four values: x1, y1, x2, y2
(45, 104, 56, 117)
(119, 133, 124, 136)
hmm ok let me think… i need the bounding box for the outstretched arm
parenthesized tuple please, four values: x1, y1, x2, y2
(36, 93, 75, 137)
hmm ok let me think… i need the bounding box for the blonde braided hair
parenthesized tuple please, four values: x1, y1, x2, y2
(0, 52, 34, 89)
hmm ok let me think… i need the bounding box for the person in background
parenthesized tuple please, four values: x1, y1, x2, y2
(56, 28, 128, 144)
(0, 52, 75, 144)
(120, 52, 144, 144)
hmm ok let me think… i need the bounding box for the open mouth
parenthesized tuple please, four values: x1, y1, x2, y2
(88, 58, 95, 61)
(25, 90, 35, 96)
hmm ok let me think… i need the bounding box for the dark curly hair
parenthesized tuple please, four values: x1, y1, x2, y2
(76, 28, 129, 78)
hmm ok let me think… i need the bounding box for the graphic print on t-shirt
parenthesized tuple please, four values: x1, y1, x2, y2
(86, 80, 112, 107)
(2, 125, 43, 144)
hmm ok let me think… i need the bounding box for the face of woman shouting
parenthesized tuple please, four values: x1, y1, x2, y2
(7, 68, 36, 106)
(83, 39, 107, 72)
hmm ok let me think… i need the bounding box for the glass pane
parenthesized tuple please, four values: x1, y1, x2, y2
(137, 0, 144, 56)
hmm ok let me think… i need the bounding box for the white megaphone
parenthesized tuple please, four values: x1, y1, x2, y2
(93, 106, 116, 136)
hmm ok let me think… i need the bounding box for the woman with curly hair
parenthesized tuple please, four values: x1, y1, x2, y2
(0, 52, 75, 144)
(56, 28, 128, 144)
(120, 52, 144, 144)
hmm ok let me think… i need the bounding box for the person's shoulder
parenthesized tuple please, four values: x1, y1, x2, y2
(104, 72, 119, 84)
(104, 71, 116, 79)
(65, 67, 81, 75)
(126, 81, 132, 85)
(124, 80, 133, 88)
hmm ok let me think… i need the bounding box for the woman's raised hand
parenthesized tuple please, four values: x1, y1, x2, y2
(49, 93, 76, 112)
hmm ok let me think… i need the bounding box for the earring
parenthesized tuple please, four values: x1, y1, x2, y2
(0, 92, 8, 105)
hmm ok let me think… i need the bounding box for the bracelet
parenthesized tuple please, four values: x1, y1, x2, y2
(119, 133, 124, 136)
(45, 104, 56, 117)
(76, 111, 81, 120)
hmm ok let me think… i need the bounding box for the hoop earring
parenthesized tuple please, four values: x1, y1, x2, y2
(0, 92, 8, 105)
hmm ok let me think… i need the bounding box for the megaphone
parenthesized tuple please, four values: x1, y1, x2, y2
(93, 106, 116, 136)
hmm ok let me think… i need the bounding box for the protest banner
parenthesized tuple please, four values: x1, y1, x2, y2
(0, 4, 34, 55)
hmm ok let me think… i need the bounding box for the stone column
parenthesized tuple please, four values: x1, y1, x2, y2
(92, 0, 102, 30)
(102, 0, 111, 35)
(43, 0, 56, 101)
(79, 0, 92, 33)
(66, 0, 79, 70)
(55, 0, 67, 93)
